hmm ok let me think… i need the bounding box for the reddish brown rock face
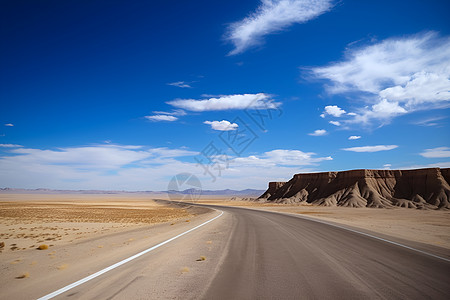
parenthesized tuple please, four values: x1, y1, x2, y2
(259, 168, 450, 209)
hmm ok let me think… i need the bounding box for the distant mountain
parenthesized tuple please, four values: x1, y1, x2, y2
(0, 187, 264, 197)
(178, 188, 264, 196)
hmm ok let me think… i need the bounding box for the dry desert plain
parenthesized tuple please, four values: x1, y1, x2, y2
(1, 193, 449, 299)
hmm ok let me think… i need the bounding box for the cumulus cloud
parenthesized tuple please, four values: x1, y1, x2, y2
(348, 135, 361, 140)
(352, 99, 407, 124)
(420, 147, 450, 158)
(342, 145, 398, 152)
(308, 129, 327, 136)
(167, 93, 280, 111)
(4, 123, 13, 127)
(167, 81, 192, 88)
(226, 0, 333, 55)
(204, 120, 239, 131)
(310, 32, 450, 125)
(322, 105, 346, 117)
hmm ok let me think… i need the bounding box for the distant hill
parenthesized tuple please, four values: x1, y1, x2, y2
(0, 187, 264, 197)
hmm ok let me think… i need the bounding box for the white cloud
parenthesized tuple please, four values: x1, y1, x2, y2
(226, 0, 333, 55)
(145, 115, 178, 122)
(348, 135, 361, 140)
(4, 123, 13, 127)
(0, 144, 332, 190)
(0, 144, 23, 148)
(379, 71, 450, 107)
(352, 99, 407, 124)
(323, 105, 346, 117)
(308, 129, 327, 136)
(146, 147, 198, 158)
(152, 109, 186, 116)
(383, 163, 392, 170)
(234, 149, 332, 167)
(413, 116, 447, 127)
(310, 32, 450, 125)
(402, 161, 450, 169)
(420, 147, 450, 158)
(167, 93, 280, 111)
(329, 121, 341, 126)
(342, 145, 398, 152)
(167, 81, 192, 88)
(204, 120, 239, 131)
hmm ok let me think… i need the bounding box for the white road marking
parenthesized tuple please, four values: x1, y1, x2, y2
(37, 210, 224, 300)
(211, 204, 450, 263)
(276, 209, 450, 263)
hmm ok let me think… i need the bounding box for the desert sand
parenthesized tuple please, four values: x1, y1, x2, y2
(0, 193, 213, 296)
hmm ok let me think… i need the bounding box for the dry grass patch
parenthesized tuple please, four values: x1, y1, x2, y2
(0, 201, 190, 224)
(57, 264, 69, 270)
(16, 272, 29, 279)
(37, 244, 48, 250)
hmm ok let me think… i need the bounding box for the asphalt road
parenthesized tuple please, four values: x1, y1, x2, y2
(202, 205, 450, 300)
(33, 204, 449, 299)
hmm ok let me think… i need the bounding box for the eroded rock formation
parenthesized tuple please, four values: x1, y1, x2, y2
(259, 168, 450, 209)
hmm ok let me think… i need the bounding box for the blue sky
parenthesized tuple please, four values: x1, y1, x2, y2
(1, 0, 449, 190)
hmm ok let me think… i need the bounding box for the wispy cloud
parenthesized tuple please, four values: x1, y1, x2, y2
(420, 147, 450, 158)
(204, 120, 239, 131)
(145, 115, 178, 122)
(167, 93, 280, 111)
(348, 135, 361, 140)
(329, 121, 341, 126)
(4, 123, 13, 127)
(152, 109, 186, 116)
(310, 32, 450, 125)
(226, 0, 333, 55)
(413, 116, 447, 127)
(0, 144, 23, 148)
(342, 145, 398, 152)
(167, 81, 192, 88)
(401, 161, 450, 169)
(308, 129, 327, 136)
(234, 149, 332, 167)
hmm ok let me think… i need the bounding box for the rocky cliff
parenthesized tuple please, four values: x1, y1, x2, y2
(259, 168, 450, 209)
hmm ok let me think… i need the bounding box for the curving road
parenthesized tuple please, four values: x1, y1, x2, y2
(202, 205, 450, 299)
(29, 203, 450, 299)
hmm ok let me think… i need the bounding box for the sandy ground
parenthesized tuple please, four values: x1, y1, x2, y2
(0, 194, 192, 253)
(196, 198, 450, 250)
(0, 193, 206, 293)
